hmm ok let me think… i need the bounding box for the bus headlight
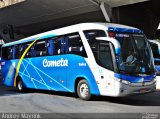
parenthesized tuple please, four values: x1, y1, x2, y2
(122, 80, 131, 85)
(153, 77, 157, 83)
(115, 78, 131, 85)
(115, 78, 121, 82)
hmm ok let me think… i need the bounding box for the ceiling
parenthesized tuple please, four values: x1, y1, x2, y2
(95, 0, 148, 7)
(0, 0, 148, 28)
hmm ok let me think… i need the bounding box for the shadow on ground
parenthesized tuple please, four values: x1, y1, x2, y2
(1, 82, 160, 107)
(32, 89, 160, 106)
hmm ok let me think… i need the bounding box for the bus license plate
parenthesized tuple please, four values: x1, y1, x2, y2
(140, 89, 146, 93)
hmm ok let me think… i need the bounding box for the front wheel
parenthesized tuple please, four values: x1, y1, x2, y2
(77, 79, 91, 100)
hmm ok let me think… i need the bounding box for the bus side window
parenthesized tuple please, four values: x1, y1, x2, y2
(2, 47, 11, 60)
(150, 42, 159, 58)
(30, 45, 36, 57)
(54, 37, 62, 55)
(35, 41, 46, 57)
(23, 44, 28, 58)
(47, 39, 54, 56)
(19, 45, 23, 57)
(15, 45, 20, 59)
(60, 37, 65, 54)
(67, 33, 87, 57)
(64, 36, 69, 53)
(8, 47, 12, 59)
(25, 44, 31, 58)
(12, 46, 16, 59)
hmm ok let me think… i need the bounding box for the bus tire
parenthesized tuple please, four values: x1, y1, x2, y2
(77, 79, 91, 101)
(16, 78, 25, 92)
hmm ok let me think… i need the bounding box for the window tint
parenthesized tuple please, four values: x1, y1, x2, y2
(2, 47, 11, 60)
(47, 38, 54, 55)
(84, 30, 114, 70)
(99, 43, 114, 70)
(2, 33, 87, 59)
(34, 41, 46, 57)
(150, 42, 159, 59)
(53, 37, 62, 55)
(84, 30, 106, 41)
(46, 33, 87, 57)
(66, 33, 87, 57)
(25, 43, 31, 58)
(30, 45, 36, 57)
(11, 46, 16, 59)
(22, 44, 27, 54)
(15, 45, 20, 59)
(84, 30, 106, 58)
(89, 41, 99, 62)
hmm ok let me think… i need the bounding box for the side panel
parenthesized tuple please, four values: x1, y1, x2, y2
(66, 55, 100, 95)
(2, 55, 100, 95)
(85, 59, 116, 96)
(19, 55, 68, 91)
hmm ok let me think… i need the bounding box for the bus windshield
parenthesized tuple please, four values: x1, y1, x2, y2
(84, 30, 155, 75)
(150, 42, 160, 59)
(115, 33, 155, 75)
(149, 41, 160, 66)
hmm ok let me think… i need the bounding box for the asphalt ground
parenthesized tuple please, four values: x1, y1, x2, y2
(0, 80, 160, 118)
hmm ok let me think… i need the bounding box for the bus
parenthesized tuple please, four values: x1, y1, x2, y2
(1, 23, 156, 100)
(149, 40, 160, 75)
(0, 39, 5, 70)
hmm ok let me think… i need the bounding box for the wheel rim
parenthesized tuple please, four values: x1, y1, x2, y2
(79, 83, 89, 98)
(18, 81, 22, 91)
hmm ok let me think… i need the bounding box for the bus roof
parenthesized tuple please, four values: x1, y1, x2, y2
(3, 22, 142, 47)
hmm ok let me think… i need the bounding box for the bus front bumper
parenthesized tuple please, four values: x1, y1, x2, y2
(114, 80, 157, 97)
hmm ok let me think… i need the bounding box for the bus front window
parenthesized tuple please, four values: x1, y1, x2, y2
(115, 33, 155, 75)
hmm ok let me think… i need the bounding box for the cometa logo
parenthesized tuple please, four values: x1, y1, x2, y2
(43, 58, 68, 67)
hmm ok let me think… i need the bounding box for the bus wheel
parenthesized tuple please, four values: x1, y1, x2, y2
(77, 79, 91, 101)
(16, 78, 25, 92)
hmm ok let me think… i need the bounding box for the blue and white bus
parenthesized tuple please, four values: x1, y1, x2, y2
(149, 40, 160, 75)
(1, 23, 156, 100)
(0, 39, 5, 70)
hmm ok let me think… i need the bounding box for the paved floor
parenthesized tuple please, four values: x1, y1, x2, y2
(0, 85, 160, 114)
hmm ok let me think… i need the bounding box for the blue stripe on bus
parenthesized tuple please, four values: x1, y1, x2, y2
(2, 54, 100, 95)
(156, 65, 160, 72)
(114, 73, 156, 83)
(115, 48, 120, 54)
(108, 27, 143, 34)
(154, 58, 160, 62)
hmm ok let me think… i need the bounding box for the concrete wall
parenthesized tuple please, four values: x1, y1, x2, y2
(112, 2, 159, 39)
(0, 29, 25, 43)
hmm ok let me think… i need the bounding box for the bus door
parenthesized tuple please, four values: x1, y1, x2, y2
(98, 42, 116, 93)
